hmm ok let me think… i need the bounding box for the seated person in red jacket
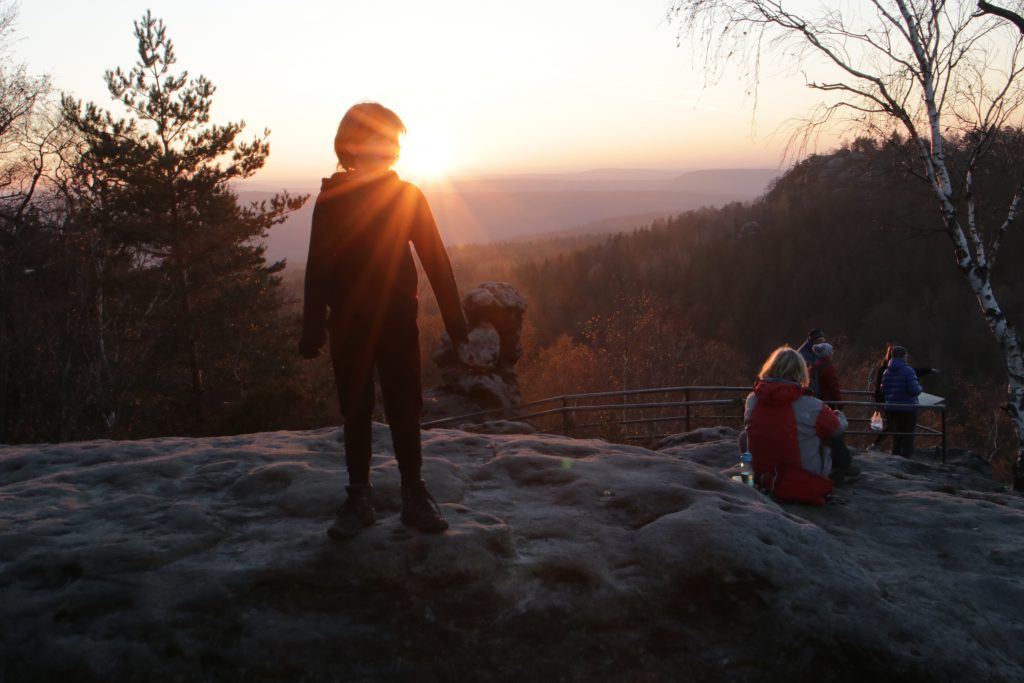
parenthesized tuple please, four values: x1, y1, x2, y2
(743, 346, 848, 505)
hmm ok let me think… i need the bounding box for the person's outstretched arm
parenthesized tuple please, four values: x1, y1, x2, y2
(299, 198, 331, 358)
(408, 187, 469, 345)
(906, 366, 923, 398)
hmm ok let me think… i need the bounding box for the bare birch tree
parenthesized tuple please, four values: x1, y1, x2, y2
(671, 0, 1024, 488)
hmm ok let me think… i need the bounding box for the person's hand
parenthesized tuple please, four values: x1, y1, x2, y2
(455, 338, 493, 372)
(299, 335, 323, 360)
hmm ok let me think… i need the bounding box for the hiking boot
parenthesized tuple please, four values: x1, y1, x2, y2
(327, 483, 375, 540)
(831, 465, 862, 487)
(401, 480, 449, 534)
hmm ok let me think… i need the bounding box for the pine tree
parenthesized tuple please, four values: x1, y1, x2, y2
(62, 11, 306, 435)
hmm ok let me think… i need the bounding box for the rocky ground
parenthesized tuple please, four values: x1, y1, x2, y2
(1, 424, 1022, 682)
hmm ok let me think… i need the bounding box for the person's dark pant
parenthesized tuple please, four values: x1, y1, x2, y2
(887, 410, 918, 458)
(329, 312, 423, 487)
(829, 435, 852, 471)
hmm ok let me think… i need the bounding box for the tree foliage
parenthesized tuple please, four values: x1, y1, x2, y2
(58, 11, 308, 435)
(670, 0, 1024, 486)
(1, 11, 307, 441)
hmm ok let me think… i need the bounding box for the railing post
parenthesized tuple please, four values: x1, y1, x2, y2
(561, 397, 571, 434)
(941, 406, 947, 463)
(685, 389, 691, 432)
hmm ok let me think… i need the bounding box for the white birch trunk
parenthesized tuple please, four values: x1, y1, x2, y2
(964, 268, 1024, 453)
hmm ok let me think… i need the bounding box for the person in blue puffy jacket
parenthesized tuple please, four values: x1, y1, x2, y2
(881, 345, 923, 458)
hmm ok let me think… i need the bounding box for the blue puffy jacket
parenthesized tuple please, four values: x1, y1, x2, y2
(881, 358, 922, 411)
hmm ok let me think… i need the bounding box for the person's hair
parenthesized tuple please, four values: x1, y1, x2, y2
(882, 343, 895, 363)
(758, 346, 809, 387)
(334, 102, 406, 171)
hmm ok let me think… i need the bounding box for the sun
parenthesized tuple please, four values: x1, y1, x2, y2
(396, 129, 455, 182)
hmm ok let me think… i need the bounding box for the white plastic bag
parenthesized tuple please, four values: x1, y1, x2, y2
(870, 411, 884, 431)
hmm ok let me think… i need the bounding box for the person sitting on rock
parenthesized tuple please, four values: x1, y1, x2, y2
(299, 102, 469, 539)
(743, 346, 849, 505)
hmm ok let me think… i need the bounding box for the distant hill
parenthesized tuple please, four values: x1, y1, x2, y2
(243, 167, 782, 265)
(508, 211, 676, 241)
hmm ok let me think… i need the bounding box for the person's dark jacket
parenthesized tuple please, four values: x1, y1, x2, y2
(797, 339, 818, 368)
(300, 171, 468, 352)
(881, 358, 923, 411)
(872, 363, 935, 403)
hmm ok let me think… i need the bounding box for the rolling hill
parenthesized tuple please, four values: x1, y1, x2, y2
(242, 168, 782, 265)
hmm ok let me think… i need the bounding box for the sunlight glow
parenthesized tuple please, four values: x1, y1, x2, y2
(397, 129, 455, 182)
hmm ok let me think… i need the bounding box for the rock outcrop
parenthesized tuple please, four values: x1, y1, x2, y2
(1, 427, 1023, 682)
(426, 281, 527, 419)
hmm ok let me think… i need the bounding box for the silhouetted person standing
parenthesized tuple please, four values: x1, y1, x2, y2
(300, 102, 469, 539)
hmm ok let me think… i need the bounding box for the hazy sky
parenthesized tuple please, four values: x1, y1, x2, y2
(18, 0, 831, 185)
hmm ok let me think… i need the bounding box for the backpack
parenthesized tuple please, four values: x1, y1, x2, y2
(808, 361, 822, 398)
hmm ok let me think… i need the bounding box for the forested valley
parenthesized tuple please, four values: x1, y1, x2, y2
(404, 136, 1024, 480)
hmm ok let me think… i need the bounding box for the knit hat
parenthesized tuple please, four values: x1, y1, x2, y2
(812, 342, 833, 358)
(891, 345, 907, 358)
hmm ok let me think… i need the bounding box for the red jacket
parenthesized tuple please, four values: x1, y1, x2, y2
(811, 357, 841, 404)
(744, 379, 845, 505)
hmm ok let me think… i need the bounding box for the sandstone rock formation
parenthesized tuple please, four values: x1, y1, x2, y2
(426, 281, 527, 419)
(1, 427, 1022, 682)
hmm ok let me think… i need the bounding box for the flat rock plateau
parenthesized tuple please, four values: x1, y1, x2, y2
(2, 425, 1022, 682)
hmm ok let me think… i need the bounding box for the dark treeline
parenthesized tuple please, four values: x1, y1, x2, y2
(517, 136, 1023, 382)
(1, 12, 310, 442)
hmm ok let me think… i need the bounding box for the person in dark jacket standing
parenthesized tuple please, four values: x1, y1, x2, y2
(809, 342, 841, 405)
(869, 344, 937, 451)
(797, 328, 825, 368)
(809, 342, 856, 482)
(300, 102, 469, 539)
(881, 345, 923, 458)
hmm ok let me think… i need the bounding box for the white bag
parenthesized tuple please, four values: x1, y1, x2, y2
(870, 411, 884, 431)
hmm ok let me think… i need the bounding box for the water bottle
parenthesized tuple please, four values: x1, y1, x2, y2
(739, 451, 754, 487)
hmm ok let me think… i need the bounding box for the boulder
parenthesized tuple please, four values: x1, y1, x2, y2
(429, 281, 528, 417)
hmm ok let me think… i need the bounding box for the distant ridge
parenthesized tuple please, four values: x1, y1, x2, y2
(503, 211, 676, 242)
(251, 167, 784, 263)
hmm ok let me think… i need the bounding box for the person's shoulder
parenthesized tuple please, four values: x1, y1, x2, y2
(793, 393, 825, 412)
(315, 174, 347, 202)
(392, 174, 426, 197)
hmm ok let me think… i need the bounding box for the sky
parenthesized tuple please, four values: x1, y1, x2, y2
(17, 0, 833, 186)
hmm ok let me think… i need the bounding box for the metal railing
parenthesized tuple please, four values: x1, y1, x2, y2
(422, 385, 947, 460)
